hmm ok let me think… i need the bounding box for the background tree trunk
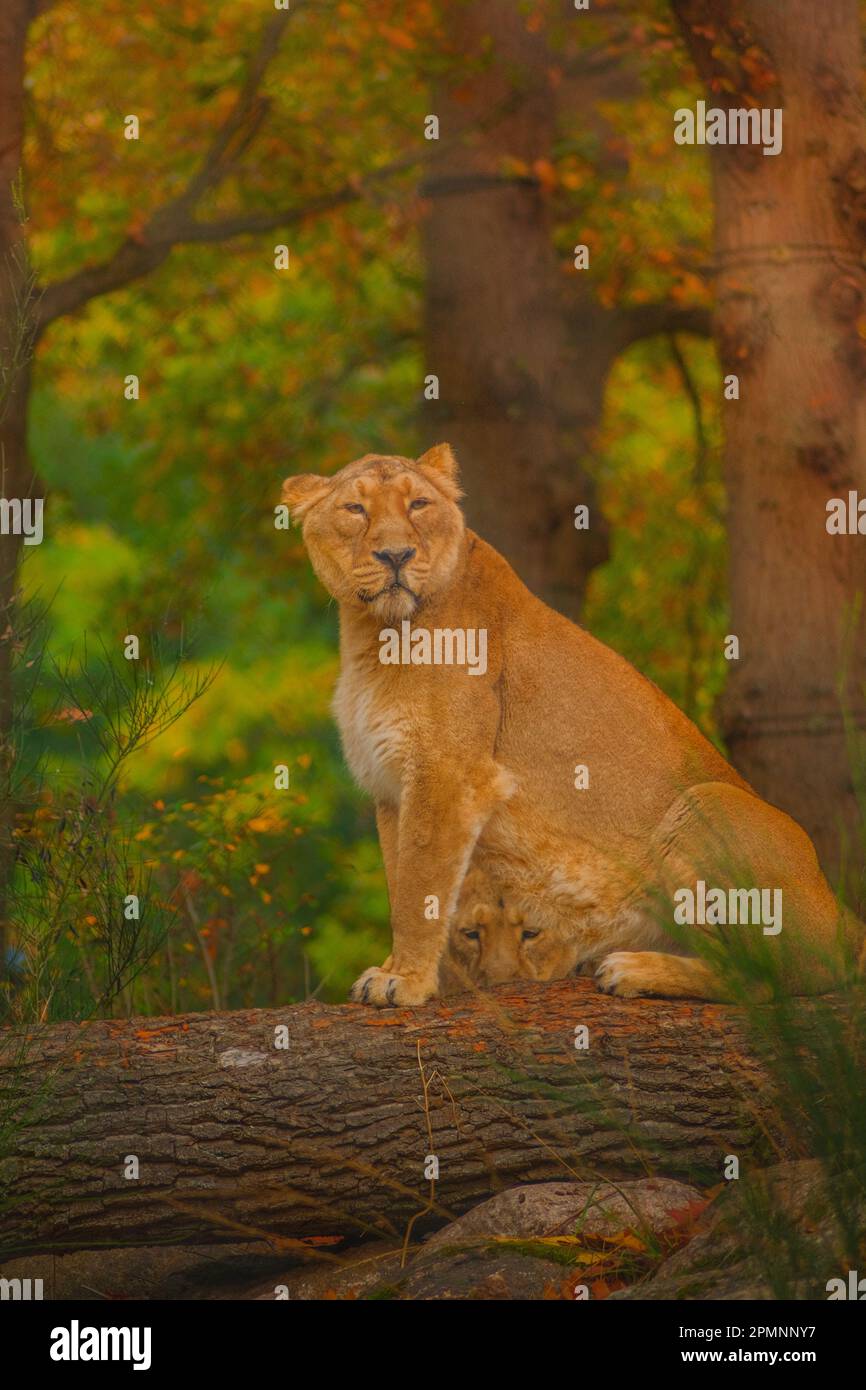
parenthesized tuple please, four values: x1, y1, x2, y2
(421, 0, 613, 620)
(672, 0, 866, 908)
(0, 979, 792, 1259)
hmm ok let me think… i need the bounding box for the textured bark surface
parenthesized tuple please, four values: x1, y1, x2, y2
(673, 0, 866, 906)
(0, 979, 790, 1259)
(421, 0, 611, 621)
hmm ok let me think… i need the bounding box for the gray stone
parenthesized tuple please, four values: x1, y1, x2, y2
(419, 1176, 706, 1255)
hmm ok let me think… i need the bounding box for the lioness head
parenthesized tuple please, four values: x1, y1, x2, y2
(282, 444, 464, 622)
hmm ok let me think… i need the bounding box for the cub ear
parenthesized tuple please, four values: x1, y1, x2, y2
(281, 473, 332, 521)
(416, 442, 462, 499)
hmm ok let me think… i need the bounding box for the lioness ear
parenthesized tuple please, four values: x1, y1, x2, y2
(417, 442, 462, 500)
(417, 442, 459, 482)
(281, 473, 332, 521)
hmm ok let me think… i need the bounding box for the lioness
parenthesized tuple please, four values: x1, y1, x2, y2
(283, 444, 863, 1006)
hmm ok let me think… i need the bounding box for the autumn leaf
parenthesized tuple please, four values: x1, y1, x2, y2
(51, 706, 94, 723)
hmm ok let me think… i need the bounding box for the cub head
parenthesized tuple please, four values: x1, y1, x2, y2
(445, 886, 581, 991)
(282, 444, 464, 622)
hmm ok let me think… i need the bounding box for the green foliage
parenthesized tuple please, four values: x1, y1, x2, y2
(1, 616, 218, 1024)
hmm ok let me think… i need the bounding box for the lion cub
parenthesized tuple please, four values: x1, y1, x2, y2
(440, 867, 530, 995)
(443, 866, 599, 994)
(384, 867, 530, 996)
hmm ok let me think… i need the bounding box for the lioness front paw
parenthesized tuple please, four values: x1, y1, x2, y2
(349, 965, 435, 1008)
(595, 951, 657, 998)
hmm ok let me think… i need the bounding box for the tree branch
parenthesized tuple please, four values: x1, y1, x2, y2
(33, 6, 587, 336)
(617, 301, 713, 348)
(33, 148, 425, 334)
(35, 5, 300, 335)
(33, 8, 715, 355)
(160, 10, 292, 222)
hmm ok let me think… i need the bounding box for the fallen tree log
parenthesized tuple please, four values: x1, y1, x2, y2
(0, 979, 792, 1259)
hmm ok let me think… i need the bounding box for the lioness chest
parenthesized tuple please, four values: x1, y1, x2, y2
(333, 667, 412, 805)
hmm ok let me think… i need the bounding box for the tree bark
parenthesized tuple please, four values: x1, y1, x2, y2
(422, 2, 713, 620)
(672, 0, 866, 908)
(0, 979, 791, 1259)
(421, 0, 617, 621)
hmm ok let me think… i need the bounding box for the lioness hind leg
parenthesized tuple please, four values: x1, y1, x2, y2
(656, 781, 854, 996)
(596, 951, 730, 1001)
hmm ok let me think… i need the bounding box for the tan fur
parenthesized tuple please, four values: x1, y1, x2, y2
(439, 866, 532, 996)
(382, 866, 517, 994)
(283, 445, 864, 1006)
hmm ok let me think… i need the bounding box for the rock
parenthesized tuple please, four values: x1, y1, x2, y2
(419, 1176, 707, 1253)
(250, 1243, 406, 1301)
(398, 1246, 577, 1301)
(364, 1176, 708, 1301)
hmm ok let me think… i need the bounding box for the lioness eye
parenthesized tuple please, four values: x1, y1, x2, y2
(409, 498, 430, 511)
(521, 929, 541, 941)
(344, 502, 366, 515)
(462, 929, 480, 941)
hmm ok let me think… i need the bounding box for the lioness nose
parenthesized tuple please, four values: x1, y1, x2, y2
(373, 547, 415, 573)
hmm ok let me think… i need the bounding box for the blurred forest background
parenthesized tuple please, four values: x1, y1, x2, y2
(1, 0, 864, 1021)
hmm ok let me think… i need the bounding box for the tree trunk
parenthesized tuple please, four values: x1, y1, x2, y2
(672, 0, 866, 908)
(0, 0, 35, 968)
(0, 979, 792, 1259)
(421, 0, 611, 620)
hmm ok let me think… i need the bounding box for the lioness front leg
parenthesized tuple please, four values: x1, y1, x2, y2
(375, 803, 398, 972)
(595, 951, 728, 1001)
(351, 760, 513, 1007)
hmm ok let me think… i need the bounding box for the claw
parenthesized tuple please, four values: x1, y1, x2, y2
(349, 964, 435, 1009)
